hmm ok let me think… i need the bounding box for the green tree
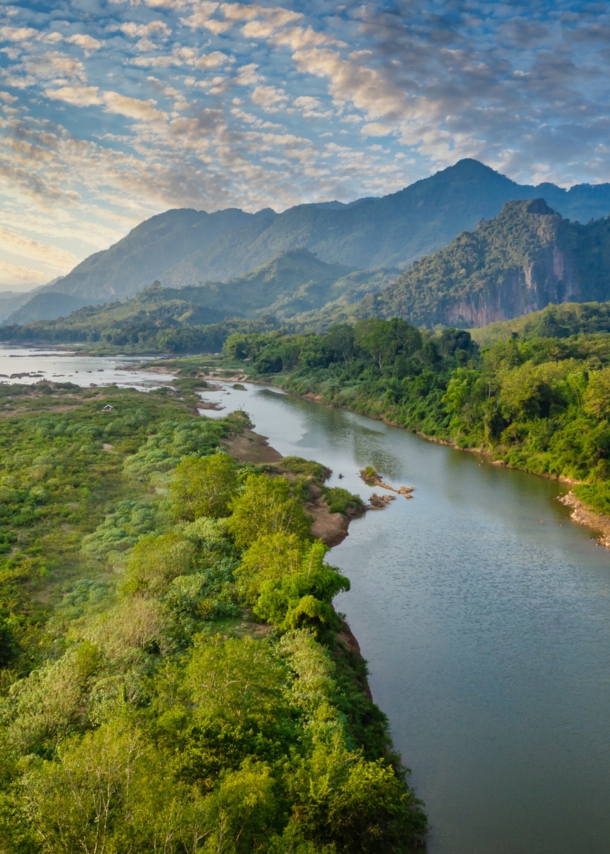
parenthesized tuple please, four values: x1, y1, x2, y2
(227, 475, 311, 549)
(584, 366, 610, 420)
(170, 453, 237, 520)
(234, 532, 307, 603)
(123, 531, 194, 597)
(253, 542, 350, 633)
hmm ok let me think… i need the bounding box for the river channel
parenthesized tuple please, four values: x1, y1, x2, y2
(2, 351, 610, 853)
(200, 381, 610, 854)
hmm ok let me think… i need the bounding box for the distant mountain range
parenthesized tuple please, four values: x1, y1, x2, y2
(0, 249, 396, 342)
(317, 199, 610, 328)
(5, 158, 610, 340)
(24, 158, 610, 312)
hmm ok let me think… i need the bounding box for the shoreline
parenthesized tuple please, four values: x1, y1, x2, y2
(223, 420, 362, 549)
(216, 373, 610, 550)
(557, 491, 610, 548)
(223, 418, 376, 696)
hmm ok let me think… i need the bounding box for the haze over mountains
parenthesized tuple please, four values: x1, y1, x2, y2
(4, 158, 610, 335)
(34, 159, 610, 302)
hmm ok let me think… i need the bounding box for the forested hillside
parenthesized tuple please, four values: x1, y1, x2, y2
(219, 317, 610, 515)
(189, 249, 397, 321)
(321, 200, 610, 329)
(0, 382, 426, 852)
(0, 251, 396, 352)
(34, 159, 610, 307)
(471, 301, 610, 344)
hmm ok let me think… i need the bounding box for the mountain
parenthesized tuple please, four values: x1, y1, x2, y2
(44, 160, 610, 304)
(192, 248, 398, 320)
(471, 301, 610, 345)
(3, 249, 394, 339)
(2, 292, 92, 326)
(326, 199, 610, 328)
(42, 207, 275, 303)
(0, 288, 47, 323)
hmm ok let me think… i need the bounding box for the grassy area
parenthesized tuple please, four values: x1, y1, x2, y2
(0, 381, 426, 853)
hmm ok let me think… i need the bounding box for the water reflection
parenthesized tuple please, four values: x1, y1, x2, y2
(0, 345, 174, 388)
(199, 380, 610, 854)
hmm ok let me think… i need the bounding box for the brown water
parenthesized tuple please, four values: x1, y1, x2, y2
(200, 381, 610, 854)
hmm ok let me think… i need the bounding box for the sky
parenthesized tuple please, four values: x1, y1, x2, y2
(0, 1, 609, 290)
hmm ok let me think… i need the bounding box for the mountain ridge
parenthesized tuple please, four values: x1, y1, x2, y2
(39, 159, 610, 307)
(318, 199, 610, 329)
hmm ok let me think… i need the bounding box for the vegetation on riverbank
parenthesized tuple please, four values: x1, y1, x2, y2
(0, 382, 426, 853)
(0, 313, 280, 355)
(213, 314, 610, 517)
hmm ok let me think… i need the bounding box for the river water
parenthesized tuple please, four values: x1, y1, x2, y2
(2, 354, 609, 853)
(0, 345, 174, 388)
(199, 381, 610, 854)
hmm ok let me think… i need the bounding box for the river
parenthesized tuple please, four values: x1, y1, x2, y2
(2, 353, 610, 853)
(200, 380, 610, 854)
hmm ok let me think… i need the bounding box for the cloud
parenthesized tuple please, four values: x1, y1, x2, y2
(0, 260, 48, 287)
(1, 0, 610, 277)
(0, 26, 37, 43)
(22, 51, 87, 83)
(234, 63, 261, 86)
(67, 34, 102, 54)
(251, 85, 288, 113)
(0, 225, 79, 270)
(291, 95, 332, 119)
(45, 85, 103, 107)
(46, 86, 167, 122)
(196, 51, 230, 69)
(361, 122, 393, 137)
(103, 92, 167, 122)
(112, 21, 171, 39)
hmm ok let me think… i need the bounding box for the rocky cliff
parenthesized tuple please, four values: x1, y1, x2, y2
(340, 199, 610, 328)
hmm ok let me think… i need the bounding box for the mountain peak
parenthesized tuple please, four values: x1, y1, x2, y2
(526, 198, 556, 215)
(47, 160, 610, 303)
(441, 158, 516, 183)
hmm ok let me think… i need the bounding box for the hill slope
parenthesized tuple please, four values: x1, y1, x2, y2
(192, 248, 397, 320)
(471, 301, 610, 345)
(45, 207, 275, 303)
(42, 160, 610, 304)
(3, 292, 92, 326)
(330, 199, 610, 328)
(0, 250, 395, 350)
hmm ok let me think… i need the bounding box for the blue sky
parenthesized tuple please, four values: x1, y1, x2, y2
(0, 0, 609, 288)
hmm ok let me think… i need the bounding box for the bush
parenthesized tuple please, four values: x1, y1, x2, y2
(170, 453, 237, 520)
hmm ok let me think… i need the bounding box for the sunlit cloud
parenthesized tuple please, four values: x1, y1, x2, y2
(0, 260, 49, 288)
(0, 0, 608, 277)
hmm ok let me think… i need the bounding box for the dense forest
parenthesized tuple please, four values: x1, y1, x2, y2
(308, 200, 610, 330)
(0, 382, 426, 852)
(219, 306, 610, 516)
(0, 314, 279, 355)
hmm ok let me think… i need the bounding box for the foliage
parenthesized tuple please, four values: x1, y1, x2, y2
(170, 453, 237, 520)
(223, 316, 610, 515)
(0, 314, 280, 355)
(0, 382, 425, 852)
(227, 475, 312, 548)
(323, 488, 364, 516)
(471, 300, 610, 345)
(310, 200, 610, 330)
